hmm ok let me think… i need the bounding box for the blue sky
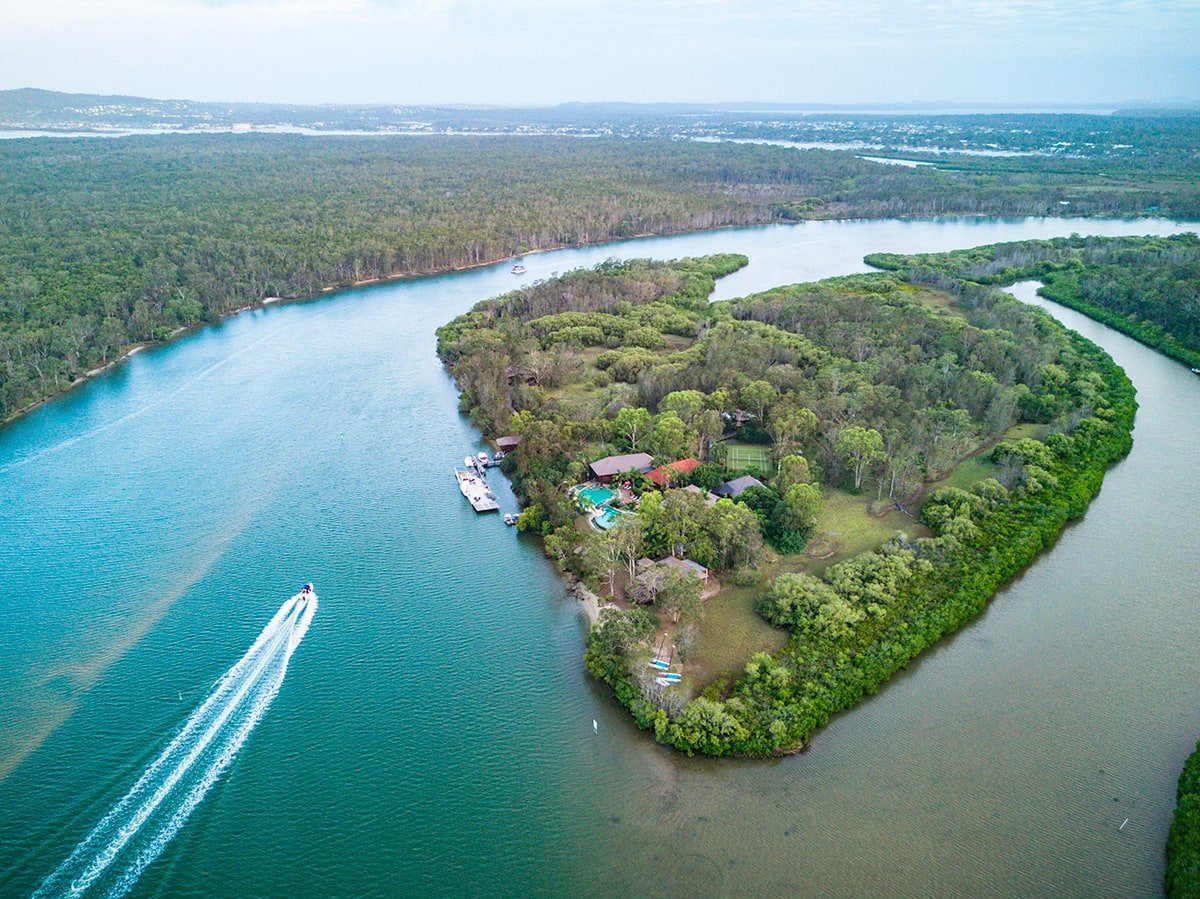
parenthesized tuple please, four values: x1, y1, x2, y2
(4, 0, 1198, 107)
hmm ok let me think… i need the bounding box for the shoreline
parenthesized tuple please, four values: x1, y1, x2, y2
(3, 210, 1186, 431)
(573, 581, 602, 625)
(0, 228, 740, 429)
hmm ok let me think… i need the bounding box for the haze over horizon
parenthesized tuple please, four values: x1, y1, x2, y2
(3, 0, 1198, 109)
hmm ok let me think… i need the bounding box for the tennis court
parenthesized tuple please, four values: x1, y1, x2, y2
(724, 443, 772, 475)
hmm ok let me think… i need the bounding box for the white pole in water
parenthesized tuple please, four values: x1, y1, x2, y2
(1120, 818, 1129, 830)
(593, 719, 598, 733)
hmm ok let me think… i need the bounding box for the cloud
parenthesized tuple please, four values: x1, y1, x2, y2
(2, 0, 1197, 105)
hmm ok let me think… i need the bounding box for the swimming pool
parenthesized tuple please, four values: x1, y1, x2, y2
(593, 505, 630, 530)
(577, 486, 618, 508)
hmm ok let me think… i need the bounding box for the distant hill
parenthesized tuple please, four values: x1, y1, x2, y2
(4, 89, 1198, 167)
(0, 88, 1149, 134)
(0, 87, 432, 132)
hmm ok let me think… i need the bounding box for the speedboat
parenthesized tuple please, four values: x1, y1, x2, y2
(511, 264, 527, 275)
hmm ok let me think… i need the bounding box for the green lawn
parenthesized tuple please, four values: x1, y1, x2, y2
(674, 422, 1052, 694)
(690, 582, 788, 692)
(805, 489, 930, 575)
(941, 455, 998, 490)
(687, 486, 930, 691)
(934, 423, 1040, 491)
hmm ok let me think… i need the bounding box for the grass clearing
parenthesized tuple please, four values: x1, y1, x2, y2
(806, 490, 930, 575)
(691, 583, 788, 691)
(689, 486, 930, 689)
(942, 455, 998, 490)
(934, 423, 1041, 491)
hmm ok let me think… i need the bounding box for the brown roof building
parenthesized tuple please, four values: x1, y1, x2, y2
(589, 452, 655, 483)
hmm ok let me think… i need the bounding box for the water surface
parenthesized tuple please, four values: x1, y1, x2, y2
(1, 216, 1197, 897)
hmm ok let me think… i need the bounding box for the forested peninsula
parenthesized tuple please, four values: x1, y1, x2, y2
(437, 248, 1137, 757)
(868, 232, 1200, 368)
(867, 233, 1200, 894)
(2, 131, 1197, 421)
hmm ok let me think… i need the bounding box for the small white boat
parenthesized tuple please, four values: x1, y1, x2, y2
(511, 264, 527, 275)
(477, 451, 490, 466)
(504, 513, 517, 526)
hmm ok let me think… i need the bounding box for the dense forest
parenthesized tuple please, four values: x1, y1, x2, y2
(437, 251, 1134, 756)
(2, 132, 1197, 421)
(1169, 739, 1200, 898)
(868, 233, 1200, 368)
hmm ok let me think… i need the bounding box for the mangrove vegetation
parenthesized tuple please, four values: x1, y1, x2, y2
(1169, 738, 1200, 898)
(868, 232, 1200, 369)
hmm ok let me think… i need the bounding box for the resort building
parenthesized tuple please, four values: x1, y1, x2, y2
(589, 452, 654, 484)
(683, 484, 720, 506)
(655, 555, 710, 583)
(646, 458, 702, 488)
(714, 474, 765, 498)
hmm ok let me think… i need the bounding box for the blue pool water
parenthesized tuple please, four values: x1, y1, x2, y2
(577, 486, 617, 508)
(593, 506, 627, 530)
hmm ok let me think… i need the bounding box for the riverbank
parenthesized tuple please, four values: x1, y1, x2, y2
(1167, 737, 1200, 898)
(5, 217, 1199, 896)
(0, 223, 757, 430)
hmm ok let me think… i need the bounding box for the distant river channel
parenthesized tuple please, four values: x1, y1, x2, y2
(1, 216, 1198, 897)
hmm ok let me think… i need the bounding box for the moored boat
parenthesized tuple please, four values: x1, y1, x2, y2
(511, 264, 527, 274)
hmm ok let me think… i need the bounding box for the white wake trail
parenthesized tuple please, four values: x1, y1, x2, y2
(33, 594, 317, 899)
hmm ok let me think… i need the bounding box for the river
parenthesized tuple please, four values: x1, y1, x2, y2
(0, 216, 1196, 897)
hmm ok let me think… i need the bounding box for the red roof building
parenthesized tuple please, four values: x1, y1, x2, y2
(647, 458, 702, 488)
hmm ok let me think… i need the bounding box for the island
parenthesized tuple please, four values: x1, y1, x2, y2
(437, 249, 1137, 757)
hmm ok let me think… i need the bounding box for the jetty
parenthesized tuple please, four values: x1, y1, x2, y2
(455, 468, 500, 512)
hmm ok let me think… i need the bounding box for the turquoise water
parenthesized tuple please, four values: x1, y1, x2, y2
(1, 216, 1198, 897)
(577, 486, 618, 508)
(592, 506, 627, 530)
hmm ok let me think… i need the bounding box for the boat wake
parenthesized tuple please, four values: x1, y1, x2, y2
(34, 593, 317, 899)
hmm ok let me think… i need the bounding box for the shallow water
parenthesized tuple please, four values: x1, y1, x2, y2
(1, 216, 1197, 897)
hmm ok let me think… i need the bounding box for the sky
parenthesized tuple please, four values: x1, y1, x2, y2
(2, 0, 1199, 108)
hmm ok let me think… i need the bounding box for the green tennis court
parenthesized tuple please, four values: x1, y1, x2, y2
(724, 443, 772, 475)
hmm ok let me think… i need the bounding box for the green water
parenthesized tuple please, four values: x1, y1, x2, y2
(1, 217, 1198, 897)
